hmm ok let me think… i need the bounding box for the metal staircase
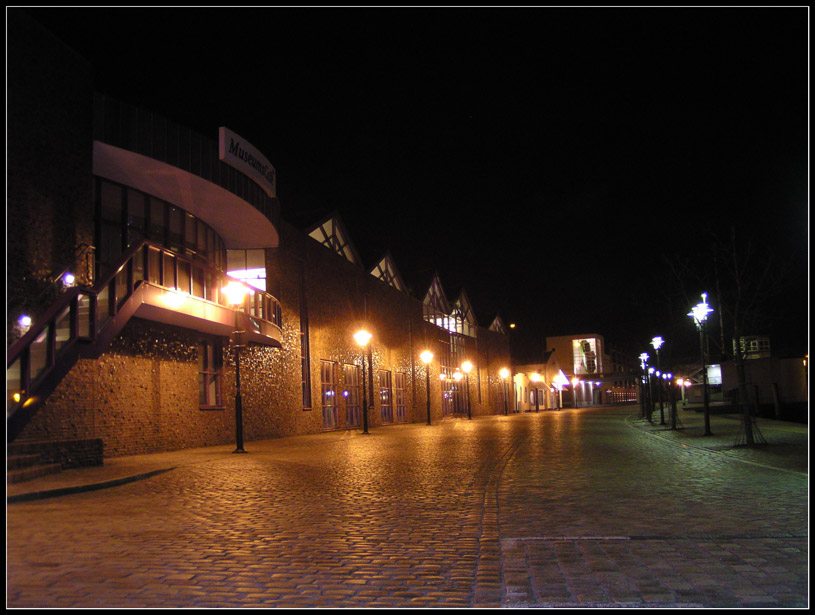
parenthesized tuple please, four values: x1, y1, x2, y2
(7, 239, 282, 442)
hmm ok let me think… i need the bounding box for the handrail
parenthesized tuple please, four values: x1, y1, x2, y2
(7, 239, 281, 426)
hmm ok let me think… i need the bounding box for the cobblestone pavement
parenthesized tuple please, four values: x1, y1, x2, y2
(7, 405, 808, 608)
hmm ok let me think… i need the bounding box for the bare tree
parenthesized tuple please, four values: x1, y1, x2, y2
(665, 225, 785, 446)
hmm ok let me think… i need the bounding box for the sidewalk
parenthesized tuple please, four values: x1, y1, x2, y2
(7, 441, 242, 503)
(8, 406, 808, 504)
(626, 403, 809, 475)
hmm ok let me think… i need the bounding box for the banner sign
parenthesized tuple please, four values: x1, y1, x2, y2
(218, 127, 276, 198)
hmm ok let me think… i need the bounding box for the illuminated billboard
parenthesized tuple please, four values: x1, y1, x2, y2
(573, 338, 601, 374)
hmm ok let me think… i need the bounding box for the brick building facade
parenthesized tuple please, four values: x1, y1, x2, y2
(7, 11, 510, 460)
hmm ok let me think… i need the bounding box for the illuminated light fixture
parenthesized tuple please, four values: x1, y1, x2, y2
(688, 292, 713, 326)
(420, 350, 434, 364)
(648, 367, 655, 374)
(353, 329, 372, 348)
(509, 323, 516, 329)
(22, 395, 38, 409)
(461, 361, 473, 374)
(530, 372, 541, 383)
(651, 336, 664, 350)
(161, 289, 188, 309)
(499, 368, 510, 379)
(453, 371, 463, 382)
(18, 314, 32, 329)
(639, 352, 649, 370)
(13, 392, 22, 403)
(62, 272, 75, 286)
(552, 370, 569, 388)
(439, 373, 447, 381)
(684, 380, 693, 388)
(571, 377, 580, 387)
(222, 280, 251, 306)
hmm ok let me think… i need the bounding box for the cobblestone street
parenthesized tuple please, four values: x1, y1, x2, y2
(7, 405, 808, 608)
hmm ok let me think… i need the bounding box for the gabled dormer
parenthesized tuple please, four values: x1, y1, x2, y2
(307, 213, 362, 266)
(451, 289, 478, 338)
(422, 273, 452, 329)
(489, 314, 508, 335)
(370, 251, 407, 293)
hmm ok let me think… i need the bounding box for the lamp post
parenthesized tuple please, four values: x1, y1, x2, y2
(353, 329, 373, 434)
(651, 336, 665, 424)
(647, 367, 655, 423)
(461, 361, 473, 420)
(530, 372, 541, 412)
(420, 350, 434, 425)
(499, 368, 510, 415)
(666, 372, 677, 430)
(639, 352, 649, 419)
(222, 281, 251, 454)
(688, 292, 714, 436)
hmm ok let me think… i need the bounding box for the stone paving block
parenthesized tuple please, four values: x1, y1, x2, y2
(7, 408, 808, 609)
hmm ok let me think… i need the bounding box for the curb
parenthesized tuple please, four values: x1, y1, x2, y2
(7, 467, 176, 504)
(624, 414, 807, 477)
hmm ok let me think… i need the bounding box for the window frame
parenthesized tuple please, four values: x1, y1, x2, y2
(343, 363, 362, 428)
(321, 360, 339, 429)
(198, 338, 224, 409)
(379, 370, 393, 424)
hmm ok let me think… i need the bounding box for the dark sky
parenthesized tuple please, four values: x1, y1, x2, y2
(23, 6, 809, 360)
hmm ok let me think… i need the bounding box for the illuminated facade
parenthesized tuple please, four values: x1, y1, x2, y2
(7, 13, 510, 463)
(509, 334, 639, 408)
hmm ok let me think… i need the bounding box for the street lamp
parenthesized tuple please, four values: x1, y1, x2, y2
(499, 368, 510, 415)
(420, 350, 434, 425)
(461, 361, 473, 420)
(651, 336, 665, 425)
(666, 372, 677, 430)
(530, 372, 541, 412)
(647, 367, 655, 422)
(222, 280, 251, 453)
(639, 352, 649, 419)
(353, 329, 373, 434)
(688, 292, 714, 435)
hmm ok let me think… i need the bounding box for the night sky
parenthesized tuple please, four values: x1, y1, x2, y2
(22, 6, 809, 361)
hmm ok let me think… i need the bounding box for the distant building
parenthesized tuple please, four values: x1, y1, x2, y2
(733, 335, 772, 360)
(720, 351, 808, 413)
(510, 334, 638, 410)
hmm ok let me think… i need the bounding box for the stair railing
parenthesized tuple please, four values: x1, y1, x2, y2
(7, 239, 281, 425)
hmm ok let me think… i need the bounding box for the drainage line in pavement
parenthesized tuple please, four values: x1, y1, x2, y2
(509, 533, 808, 542)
